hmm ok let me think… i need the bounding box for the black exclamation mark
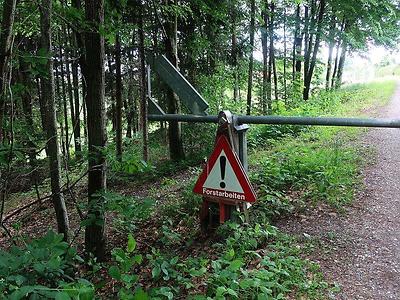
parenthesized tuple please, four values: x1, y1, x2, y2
(220, 156, 226, 188)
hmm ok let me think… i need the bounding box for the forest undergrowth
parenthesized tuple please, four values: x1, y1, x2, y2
(0, 80, 396, 299)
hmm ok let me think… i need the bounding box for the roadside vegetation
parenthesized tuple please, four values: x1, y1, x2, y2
(1, 80, 396, 299)
(1, 0, 399, 298)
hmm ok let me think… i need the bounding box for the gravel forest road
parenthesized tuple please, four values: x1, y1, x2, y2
(279, 82, 400, 299)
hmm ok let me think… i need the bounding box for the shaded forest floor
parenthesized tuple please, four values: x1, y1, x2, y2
(1, 79, 399, 299)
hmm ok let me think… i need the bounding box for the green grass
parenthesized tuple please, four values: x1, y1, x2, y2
(248, 80, 396, 218)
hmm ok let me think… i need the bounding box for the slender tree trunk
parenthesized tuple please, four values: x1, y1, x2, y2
(293, 4, 302, 80)
(335, 39, 347, 89)
(82, 79, 88, 139)
(331, 19, 345, 88)
(54, 54, 66, 159)
(283, 8, 287, 101)
(115, 33, 123, 160)
(246, 0, 255, 115)
(138, 6, 148, 162)
(71, 45, 82, 159)
(39, 0, 69, 241)
(303, 4, 310, 84)
(303, 0, 325, 100)
(230, 3, 239, 102)
(325, 14, 336, 90)
(269, 2, 277, 101)
(266, 1, 273, 108)
(0, 0, 17, 142)
(164, 0, 184, 160)
(58, 42, 70, 160)
(261, 1, 269, 113)
(84, 0, 107, 261)
(63, 28, 77, 153)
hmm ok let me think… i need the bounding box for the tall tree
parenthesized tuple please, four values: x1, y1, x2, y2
(303, 0, 326, 100)
(115, 33, 123, 160)
(246, 0, 255, 115)
(164, 0, 184, 160)
(261, 0, 271, 113)
(138, 2, 148, 161)
(84, 0, 107, 260)
(325, 13, 336, 90)
(292, 4, 302, 81)
(39, 0, 69, 240)
(0, 0, 17, 142)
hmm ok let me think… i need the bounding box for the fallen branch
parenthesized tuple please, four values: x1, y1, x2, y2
(2, 167, 92, 223)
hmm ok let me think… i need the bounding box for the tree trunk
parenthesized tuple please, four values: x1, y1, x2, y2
(331, 19, 345, 89)
(58, 43, 70, 160)
(0, 0, 17, 142)
(71, 42, 82, 159)
(63, 28, 77, 153)
(71, 0, 87, 148)
(164, 0, 184, 161)
(269, 3, 277, 101)
(283, 8, 287, 101)
(84, 0, 107, 261)
(335, 40, 347, 89)
(246, 0, 255, 115)
(39, 0, 69, 241)
(107, 54, 116, 131)
(292, 4, 302, 80)
(303, 4, 310, 84)
(115, 33, 123, 160)
(325, 14, 336, 90)
(230, 3, 239, 102)
(138, 7, 148, 161)
(303, 0, 326, 100)
(261, 1, 269, 113)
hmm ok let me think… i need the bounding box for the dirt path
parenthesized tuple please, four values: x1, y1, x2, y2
(278, 82, 400, 299)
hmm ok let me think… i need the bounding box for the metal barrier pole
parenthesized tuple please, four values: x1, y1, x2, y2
(148, 114, 400, 128)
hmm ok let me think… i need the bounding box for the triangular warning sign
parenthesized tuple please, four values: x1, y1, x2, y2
(193, 135, 257, 203)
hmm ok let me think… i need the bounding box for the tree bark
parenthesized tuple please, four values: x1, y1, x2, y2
(84, 0, 107, 261)
(292, 4, 302, 80)
(303, 0, 326, 100)
(335, 39, 347, 89)
(115, 33, 123, 160)
(63, 28, 78, 154)
(39, 0, 69, 241)
(0, 0, 17, 142)
(246, 0, 255, 115)
(331, 19, 345, 89)
(164, 0, 184, 161)
(58, 42, 70, 160)
(269, 2, 277, 101)
(283, 8, 287, 101)
(230, 2, 239, 102)
(261, 0, 269, 113)
(138, 8, 148, 161)
(325, 14, 336, 90)
(71, 40, 82, 159)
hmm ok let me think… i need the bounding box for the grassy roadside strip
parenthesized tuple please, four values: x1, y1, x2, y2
(248, 80, 396, 218)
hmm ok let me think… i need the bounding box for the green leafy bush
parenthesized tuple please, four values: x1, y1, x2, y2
(0, 231, 94, 299)
(104, 192, 155, 232)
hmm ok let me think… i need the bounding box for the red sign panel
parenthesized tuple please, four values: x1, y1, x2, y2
(193, 135, 256, 203)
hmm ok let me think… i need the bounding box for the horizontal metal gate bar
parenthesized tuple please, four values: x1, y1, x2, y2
(148, 114, 400, 128)
(148, 113, 400, 128)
